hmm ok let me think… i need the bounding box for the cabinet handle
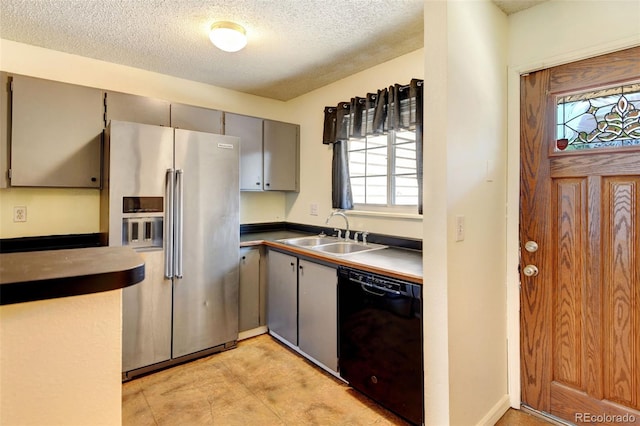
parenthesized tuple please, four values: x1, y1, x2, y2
(256, 182, 260, 185)
(266, 183, 270, 187)
(242, 256, 246, 260)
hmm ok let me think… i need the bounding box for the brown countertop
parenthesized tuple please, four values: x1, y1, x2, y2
(0, 246, 145, 305)
(241, 231, 422, 284)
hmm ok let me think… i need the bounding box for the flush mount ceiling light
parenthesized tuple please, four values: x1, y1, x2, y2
(209, 21, 247, 53)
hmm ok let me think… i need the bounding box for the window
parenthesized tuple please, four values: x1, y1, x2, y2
(348, 129, 419, 210)
(323, 79, 423, 213)
(555, 82, 640, 152)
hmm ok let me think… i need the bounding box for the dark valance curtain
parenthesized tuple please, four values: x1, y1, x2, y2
(323, 78, 424, 212)
(332, 140, 353, 210)
(324, 103, 354, 209)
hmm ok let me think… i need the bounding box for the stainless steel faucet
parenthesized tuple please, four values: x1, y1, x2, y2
(326, 210, 350, 240)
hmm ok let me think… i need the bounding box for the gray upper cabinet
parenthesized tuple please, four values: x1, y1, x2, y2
(3, 75, 300, 189)
(225, 114, 299, 192)
(171, 103, 223, 134)
(104, 91, 170, 127)
(263, 120, 299, 191)
(224, 113, 263, 191)
(10, 75, 103, 188)
(0, 73, 10, 188)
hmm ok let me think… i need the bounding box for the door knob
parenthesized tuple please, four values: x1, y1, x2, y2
(523, 264, 539, 277)
(524, 241, 539, 252)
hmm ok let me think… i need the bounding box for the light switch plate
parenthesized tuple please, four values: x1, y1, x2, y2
(455, 215, 464, 242)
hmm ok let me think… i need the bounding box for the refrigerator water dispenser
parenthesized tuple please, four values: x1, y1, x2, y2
(122, 217, 163, 249)
(122, 196, 164, 249)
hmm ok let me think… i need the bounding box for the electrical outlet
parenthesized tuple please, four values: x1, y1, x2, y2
(310, 203, 318, 216)
(14, 206, 27, 222)
(455, 215, 464, 242)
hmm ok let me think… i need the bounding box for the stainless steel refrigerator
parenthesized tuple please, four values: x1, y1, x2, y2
(101, 120, 240, 379)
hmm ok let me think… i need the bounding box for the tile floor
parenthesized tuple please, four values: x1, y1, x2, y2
(123, 334, 552, 425)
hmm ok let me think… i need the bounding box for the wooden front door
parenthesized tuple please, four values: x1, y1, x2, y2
(520, 47, 640, 425)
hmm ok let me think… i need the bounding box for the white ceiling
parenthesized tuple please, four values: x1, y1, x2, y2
(0, 0, 546, 101)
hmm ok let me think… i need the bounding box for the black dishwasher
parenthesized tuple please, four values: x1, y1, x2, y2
(338, 266, 423, 425)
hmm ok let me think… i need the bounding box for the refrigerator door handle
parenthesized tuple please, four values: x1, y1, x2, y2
(165, 168, 175, 278)
(175, 169, 184, 279)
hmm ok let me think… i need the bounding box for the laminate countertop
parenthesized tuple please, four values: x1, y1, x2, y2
(241, 231, 422, 284)
(0, 246, 145, 305)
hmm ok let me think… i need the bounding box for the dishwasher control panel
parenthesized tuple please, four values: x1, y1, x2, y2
(346, 269, 409, 295)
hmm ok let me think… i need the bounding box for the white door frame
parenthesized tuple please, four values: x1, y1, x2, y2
(505, 39, 640, 408)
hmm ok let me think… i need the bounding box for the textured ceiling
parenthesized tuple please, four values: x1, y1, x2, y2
(0, 0, 545, 101)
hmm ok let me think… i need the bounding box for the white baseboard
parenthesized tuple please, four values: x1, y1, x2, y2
(238, 326, 268, 341)
(476, 394, 511, 426)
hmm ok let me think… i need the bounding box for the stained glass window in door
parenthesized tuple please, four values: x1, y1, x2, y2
(556, 83, 640, 152)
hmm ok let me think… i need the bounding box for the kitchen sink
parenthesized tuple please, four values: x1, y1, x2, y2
(312, 242, 386, 255)
(279, 235, 387, 256)
(281, 236, 339, 247)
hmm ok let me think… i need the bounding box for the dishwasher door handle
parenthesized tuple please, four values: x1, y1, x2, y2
(359, 282, 401, 296)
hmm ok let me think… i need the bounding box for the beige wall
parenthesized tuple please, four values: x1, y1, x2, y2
(422, 3, 451, 423)
(422, 1, 510, 424)
(447, 2, 509, 424)
(0, 187, 99, 238)
(0, 290, 122, 426)
(504, 0, 640, 411)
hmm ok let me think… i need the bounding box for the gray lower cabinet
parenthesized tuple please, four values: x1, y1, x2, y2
(298, 259, 338, 372)
(267, 250, 298, 345)
(10, 75, 103, 187)
(104, 91, 170, 127)
(239, 247, 261, 332)
(267, 249, 338, 373)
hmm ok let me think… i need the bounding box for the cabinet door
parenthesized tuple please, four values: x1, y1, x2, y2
(10, 75, 103, 187)
(104, 91, 170, 127)
(224, 113, 263, 191)
(298, 260, 338, 372)
(171, 103, 223, 134)
(263, 120, 299, 191)
(0, 73, 10, 188)
(267, 250, 298, 345)
(239, 247, 261, 332)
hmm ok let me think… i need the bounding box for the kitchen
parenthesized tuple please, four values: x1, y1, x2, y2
(1, 1, 639, 425)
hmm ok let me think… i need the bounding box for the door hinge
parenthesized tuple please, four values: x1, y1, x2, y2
(8, 168, 12, 180)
